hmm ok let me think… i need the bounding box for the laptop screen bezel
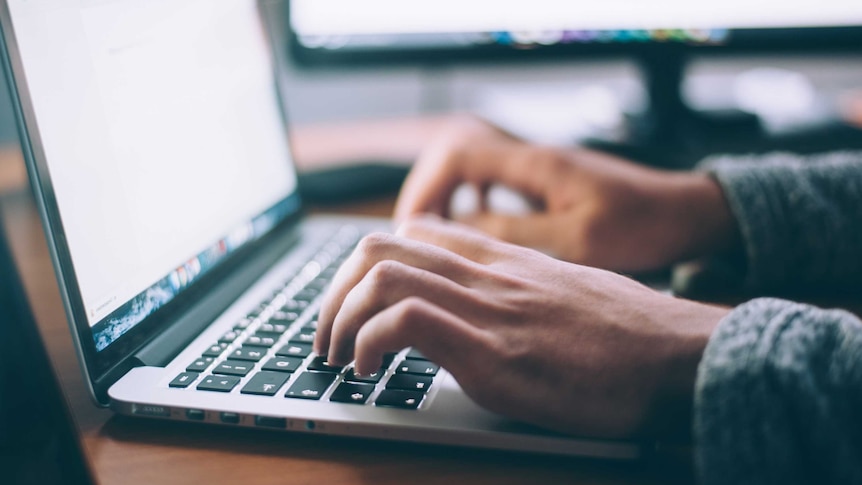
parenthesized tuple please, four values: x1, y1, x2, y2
(0, 0, 306, 404)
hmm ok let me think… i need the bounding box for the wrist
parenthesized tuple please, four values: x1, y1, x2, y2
(662, 172, 741, 262)
(648, 298, 729, 441)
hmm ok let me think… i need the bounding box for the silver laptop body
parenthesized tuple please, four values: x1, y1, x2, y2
(0, 0, 639, 459)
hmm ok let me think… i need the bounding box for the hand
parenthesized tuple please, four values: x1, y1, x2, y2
(315, 216, 730, 439)
(395, 116, 739, 273)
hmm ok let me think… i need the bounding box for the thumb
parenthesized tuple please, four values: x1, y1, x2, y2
(457, 213, 560, 254)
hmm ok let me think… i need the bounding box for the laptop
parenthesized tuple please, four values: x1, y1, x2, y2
(0, 0, 639, 459)
(0, 212, 97, 485)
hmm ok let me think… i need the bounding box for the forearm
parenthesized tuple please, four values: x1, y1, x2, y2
(694, 298, 862, 485)
(702, 151, 862, 292)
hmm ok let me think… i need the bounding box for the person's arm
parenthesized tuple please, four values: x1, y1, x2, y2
(702, 151, 862, 292)
(695, 298, 862, 484)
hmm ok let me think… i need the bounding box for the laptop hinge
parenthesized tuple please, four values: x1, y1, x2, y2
(132, 226, 303, 367)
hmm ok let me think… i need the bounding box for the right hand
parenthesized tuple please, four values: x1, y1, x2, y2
(395, 116, 739, 273)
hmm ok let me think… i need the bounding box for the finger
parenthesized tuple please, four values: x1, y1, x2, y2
(315, 232, 486, 354)
(394, 140, 555, 222)
(325, 260, 484, 365)
(396, 214, 513, 264)
(457, 213, 562, 255)
(352, 296, 492, 376)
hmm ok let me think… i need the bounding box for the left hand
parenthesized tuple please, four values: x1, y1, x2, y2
(315, 216, 729, 439)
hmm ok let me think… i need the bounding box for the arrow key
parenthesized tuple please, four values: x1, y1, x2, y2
(329, 382, 374, 405)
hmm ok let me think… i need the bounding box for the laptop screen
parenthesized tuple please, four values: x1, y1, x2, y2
(5, 0, 299, 352)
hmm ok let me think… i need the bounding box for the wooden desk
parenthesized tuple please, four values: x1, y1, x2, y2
(0, 120, 694, 485)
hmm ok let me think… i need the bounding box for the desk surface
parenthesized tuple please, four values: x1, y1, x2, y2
(0, 119, 694, 485)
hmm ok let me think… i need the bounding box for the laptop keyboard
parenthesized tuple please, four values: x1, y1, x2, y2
(168, 227, 440, 410)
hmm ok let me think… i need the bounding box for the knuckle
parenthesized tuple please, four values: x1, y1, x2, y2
(356, 232, 394, 259)
(391, 297, 430, 333)
(366, 260, 406, 290)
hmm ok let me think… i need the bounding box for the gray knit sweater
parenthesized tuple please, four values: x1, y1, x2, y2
(694, 152, 862, 484)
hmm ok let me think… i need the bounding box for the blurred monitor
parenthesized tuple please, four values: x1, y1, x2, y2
(286, 1, 862, 166)
(287, 1, 862, 66)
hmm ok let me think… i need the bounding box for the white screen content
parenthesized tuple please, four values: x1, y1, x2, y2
(291, 0, 862, 35)
(8, 0, 297, 326)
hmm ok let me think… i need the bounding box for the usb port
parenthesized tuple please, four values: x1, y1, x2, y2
(220, 412, 240, 424)
(186, 409, 205, 421)
(255, 415, 286, 429)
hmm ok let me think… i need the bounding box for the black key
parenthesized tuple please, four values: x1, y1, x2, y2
(202, 342, 228, 358)
(396, 360, 439, 376)
(305, 278, 329, 291)
(258, 322, 289, 334)
(289, 330, 315, 344)
(186, 357, 214, 372)
(386, 374, 433, 393)
(271, 310, 300, 322)
(329, 382, 374, 404)
(241, 371, 289, 396)
(197, 375, 241, 392)
(381, 352, 398, 368)
(218, 330, 240, 343)
(281, 300, 309, 312)
(292, 289, 319, 302)
(213, 360, 255, 377)
(306, 356, 343, 373)
(230, 346, 266, 362)
(276, 342, 312, 358)
(375, 390, 424, 409)
(245, 335, 277, 348)
(169, 372, 199, 388)
(284, 372, 336, 400)
(262, 356, 303, 373)
(405, 348, 428, 361)
(343, 368, 384, 384)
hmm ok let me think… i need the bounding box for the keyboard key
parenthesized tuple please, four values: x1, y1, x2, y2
(405, 348, 427, 360)
(386, 374, 433, 393)
(396, 360, 439, 376)
(329, 382, 374, 404)
(202, 343, 229, 358)
(213, 360, 255, 377)
(381, 352, 398, 368)
(245, 335, 277, 347)
(375, 390, 424, 409)
(218, 330, 240, 343)
(241, 372, 289, 396)
(281, 300, 309, 312)
(262, 356, 303, 373)
(289, 330, 316, 344)
(169, 372, 199, 388)
(343, 368, 384, 384)
(276, 342, 312, 358)
(292, 289, 319, 302)
(306, 356, 343, 373)
(285, 372, 336, 400)
(303, 319, 319, 331)
(270, 312, 299, 324)
(197, 375, 241, 393)
(259, 322, 289, 334)
(230, 346, 267, 362)
(186, 357, 214, 372)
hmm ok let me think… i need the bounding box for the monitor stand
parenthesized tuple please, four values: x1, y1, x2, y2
(586, 47, 862, 169)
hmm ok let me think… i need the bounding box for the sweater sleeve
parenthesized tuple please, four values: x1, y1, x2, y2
(700, 151, 862, 292)
(694, 298, 862, 485)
